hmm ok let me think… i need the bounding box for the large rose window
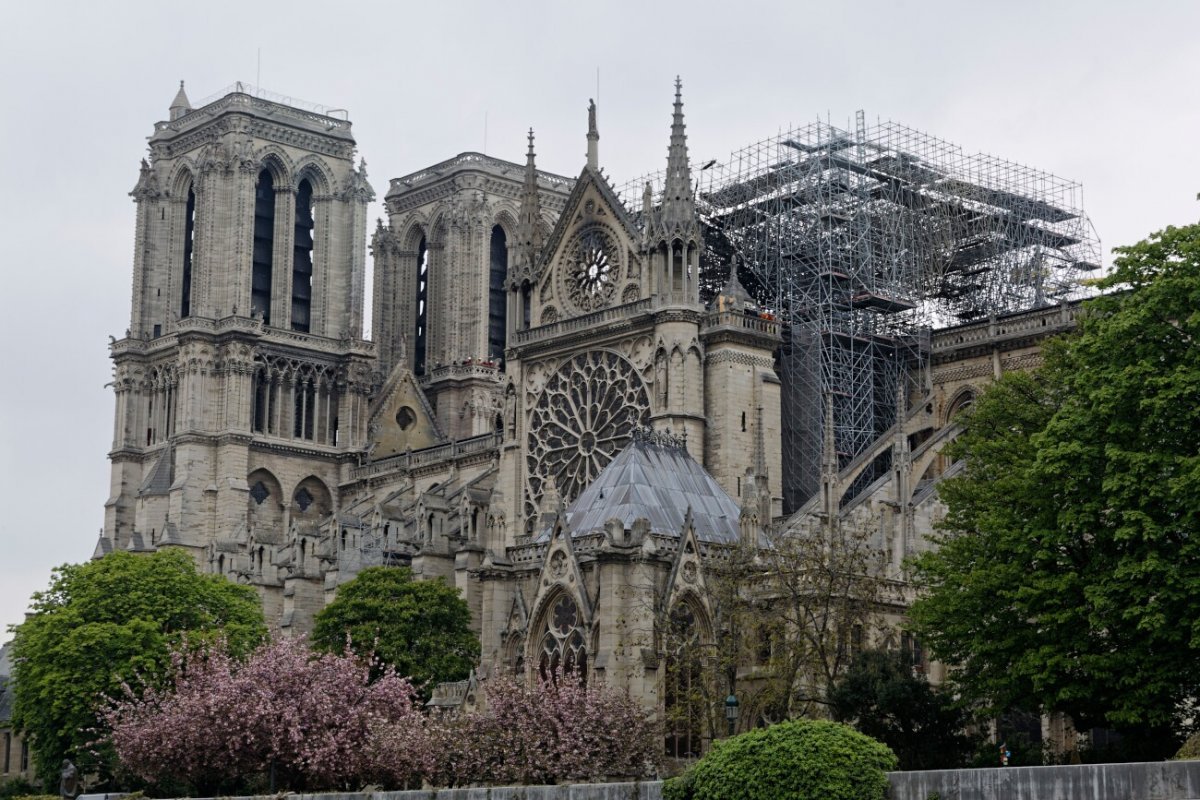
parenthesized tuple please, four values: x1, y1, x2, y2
(527, 351, 650, 513)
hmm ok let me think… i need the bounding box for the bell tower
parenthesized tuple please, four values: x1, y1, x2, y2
(103, 83, 374, 611)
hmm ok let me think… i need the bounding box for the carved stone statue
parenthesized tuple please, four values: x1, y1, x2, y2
(60, 759, 81, 800)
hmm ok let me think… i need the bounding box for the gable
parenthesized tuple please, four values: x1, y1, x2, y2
(367, 360, 444, 458)
(532, 167, 644, 324)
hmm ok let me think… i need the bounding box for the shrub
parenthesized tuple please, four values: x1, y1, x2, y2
(1176, 733, 1200, 760)
(684, 719, 897, 800)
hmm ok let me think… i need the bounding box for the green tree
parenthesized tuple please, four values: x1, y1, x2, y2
(311, 567, 479, 692)
(9, 549, 265, 786)
(829, 649, 974, 771)
(910, 223, 1200, 745)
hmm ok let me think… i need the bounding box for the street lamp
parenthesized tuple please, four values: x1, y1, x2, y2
(724, 693, 739, 738)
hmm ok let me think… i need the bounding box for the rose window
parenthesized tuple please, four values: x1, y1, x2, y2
(527, 351, 650, 511)
(564, 228, 619, 312)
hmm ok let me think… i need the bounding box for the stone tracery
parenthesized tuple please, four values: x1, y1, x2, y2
(525, 350, 650, 516)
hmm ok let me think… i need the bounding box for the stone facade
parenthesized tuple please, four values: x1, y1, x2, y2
(98, 81, 1073, 728)
(0, 643, 33, 785)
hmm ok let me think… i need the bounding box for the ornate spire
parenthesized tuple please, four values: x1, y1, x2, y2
(169, 80, 192, 121)
(658, 77, 698, 235)
(517, 128, 544, 275)
(586, 98, 599, 170)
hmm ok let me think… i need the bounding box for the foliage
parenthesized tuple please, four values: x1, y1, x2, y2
(311, 566, 479, 693)
(0, 780, 40, 800)
(665, 520, 886, 744)
(911, 223, 1200, 739)
(1176, 733, 1200, 760)
(9, 550, 265, 786)
(677, 718, 896, 800)
(104, 637, 425, 794)
(419, 668, 662, 787)
(829, 649, 975, 770)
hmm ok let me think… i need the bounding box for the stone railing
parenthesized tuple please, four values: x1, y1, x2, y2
(933, 301, 1080, 355)
(353, 432, 501, 480)
(141, 760, 1200, 800)
(156, 88, 351, 136)
(515, 298, 654, 345)
(702, 309, 780, 337)
(420, 362, 503, 384)
(888, 760, 1200, 800)
(389, 152, 575, 195)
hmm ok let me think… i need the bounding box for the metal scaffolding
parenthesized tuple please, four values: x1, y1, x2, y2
(621, 113, 1100, 512)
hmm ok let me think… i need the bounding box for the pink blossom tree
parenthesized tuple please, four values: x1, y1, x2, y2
(420, 670, 662, 787)
(104, 637, 426, 794)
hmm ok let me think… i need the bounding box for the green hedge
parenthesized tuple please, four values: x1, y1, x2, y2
(665, 718, 897, 800)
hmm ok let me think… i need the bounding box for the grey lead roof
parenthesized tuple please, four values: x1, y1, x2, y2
(542, 433, 742, 544)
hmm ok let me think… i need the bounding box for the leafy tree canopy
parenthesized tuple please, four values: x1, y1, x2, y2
(829, 649, 975, 771)
(10, 549, 265, 785)
(911, 223, 1200, 740)
(311, 566, 479, 692)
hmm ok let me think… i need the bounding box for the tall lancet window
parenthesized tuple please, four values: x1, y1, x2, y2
(292, 179, 315, 332)
(252, 170, 275, 325)
(414, 236, 429, 376)
(180, 184, 196, 318)
(488, 225, 507, 360)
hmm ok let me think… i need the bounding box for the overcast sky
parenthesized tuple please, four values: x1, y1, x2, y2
(2, 0, 1198, 638)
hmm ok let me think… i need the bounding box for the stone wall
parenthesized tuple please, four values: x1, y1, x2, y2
(202, 784, 663, 800)
(888, 760, 1200, 800)
(151, 763, 1200, 800)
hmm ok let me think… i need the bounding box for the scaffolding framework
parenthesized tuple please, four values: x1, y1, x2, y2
(622, 113, 1100, 511)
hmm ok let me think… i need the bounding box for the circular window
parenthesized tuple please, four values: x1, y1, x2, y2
(396, 406, 416, 431)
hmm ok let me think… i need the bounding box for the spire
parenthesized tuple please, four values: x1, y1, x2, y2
(586, 99, 599, 170)
(517, 128, 544, 274)
(659, 76, 697, 232)
(169, 80, 192, 121)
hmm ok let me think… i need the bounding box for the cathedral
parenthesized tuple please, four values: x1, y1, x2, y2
(98, 80, 1077, 731)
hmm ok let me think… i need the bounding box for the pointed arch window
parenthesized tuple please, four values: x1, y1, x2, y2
(180, 183, 196, 318)
(488, 226, 508, 359)
(252, 170, 275, 325)
(292, 178, 315, 332)
(665, 603, 705, 758)
(414, 236, 429, 375)
(539, 594, 587, 683)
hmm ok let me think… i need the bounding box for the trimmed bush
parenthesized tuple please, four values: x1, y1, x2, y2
(683, 718, 897, 800)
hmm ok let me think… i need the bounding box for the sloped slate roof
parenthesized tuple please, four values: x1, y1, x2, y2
(543, 432, 741, 544)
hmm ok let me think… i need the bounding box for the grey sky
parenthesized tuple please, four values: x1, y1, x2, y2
(2, 0, 1198, 638)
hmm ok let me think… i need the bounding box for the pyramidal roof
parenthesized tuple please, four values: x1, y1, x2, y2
(543, 429, 742, 544)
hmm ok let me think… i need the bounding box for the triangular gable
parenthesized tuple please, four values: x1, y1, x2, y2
(531, 166, 645, 326)
(529, 512, 594, 629)
(663, 511, 716, 637)
(538, 166, 640, 277)
(367, 359, 445, 458)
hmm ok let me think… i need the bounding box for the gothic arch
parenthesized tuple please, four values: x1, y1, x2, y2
(291, 155, 335, 196)
(167, 161, 197, 199)
(944, 385, 978, 426)
(491, 206, 520, 240)
(399, 217, 429, 250)
(246, 468, 285, 538)
(291, 475, 332, 519)
(425, 209, 451, 248)
(527, 584, 590, 682)
(255, 148, 294, 187)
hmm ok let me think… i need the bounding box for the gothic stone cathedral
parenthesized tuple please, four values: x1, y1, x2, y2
(100, 81, 1072, 722)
